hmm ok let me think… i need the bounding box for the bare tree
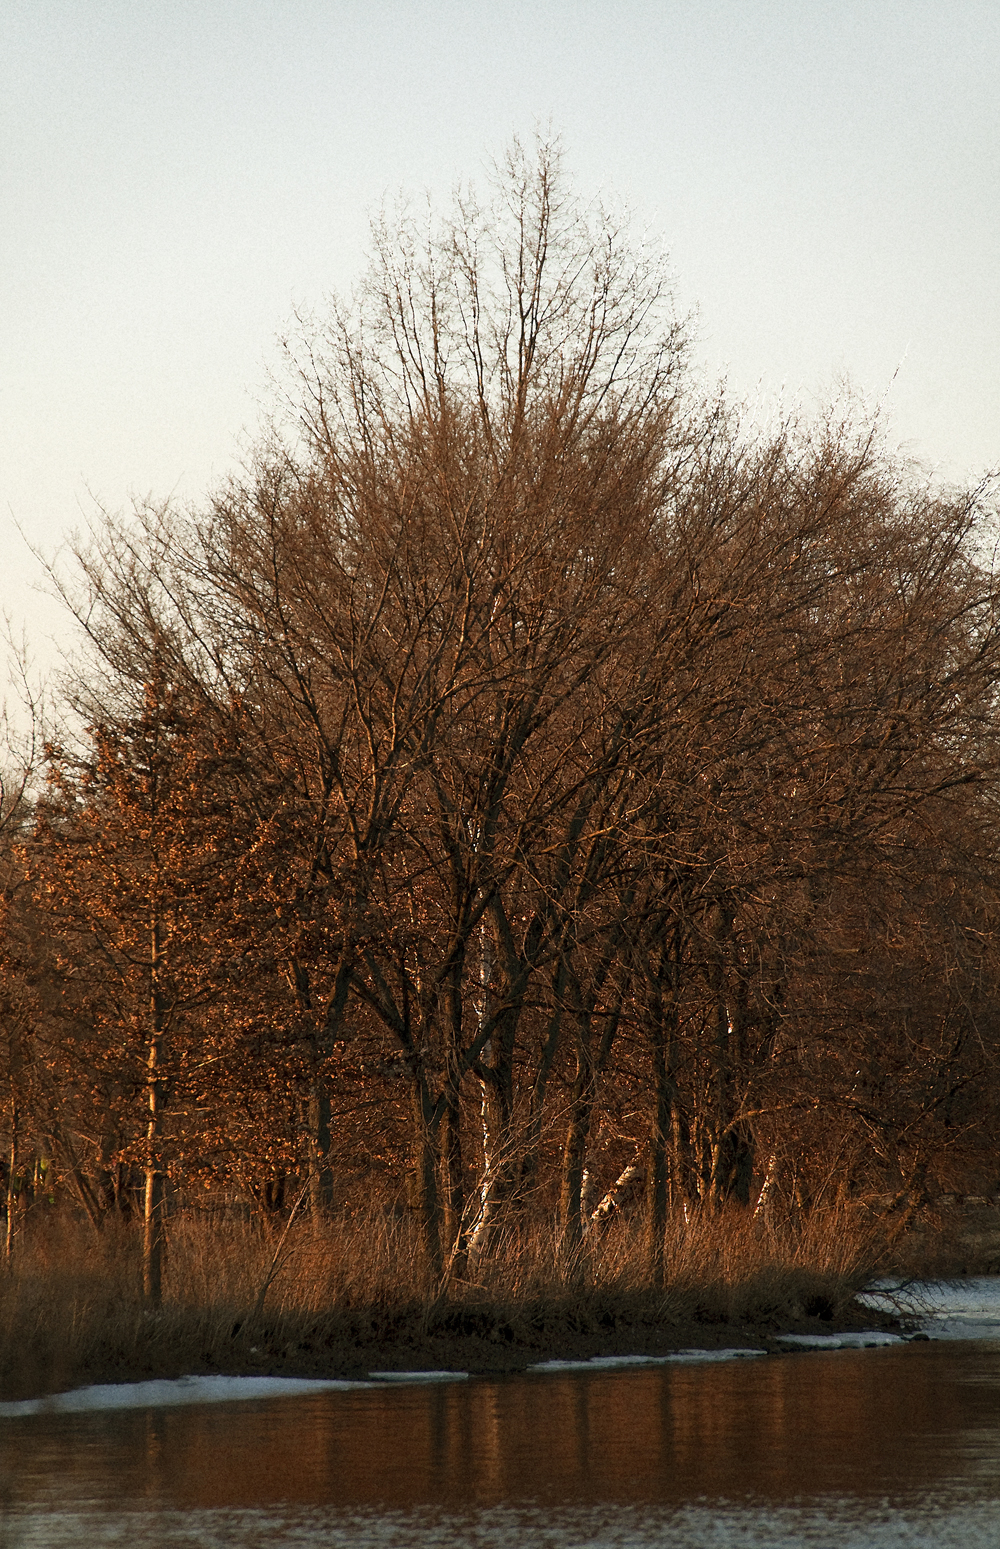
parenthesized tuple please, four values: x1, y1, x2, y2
(30, 138, 1000, 1290)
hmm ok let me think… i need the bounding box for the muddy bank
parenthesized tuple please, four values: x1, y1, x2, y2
(0, 1204, 940, 1402)
(18, 1292, 907, 1400)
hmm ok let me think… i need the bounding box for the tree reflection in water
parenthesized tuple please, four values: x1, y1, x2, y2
(3, 1344, 1000, 1545)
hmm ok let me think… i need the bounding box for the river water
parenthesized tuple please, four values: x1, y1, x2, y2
(4, 1284, 1000, 1547)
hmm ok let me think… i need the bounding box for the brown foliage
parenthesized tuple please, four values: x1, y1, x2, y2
(5, 138, 1000, 1307)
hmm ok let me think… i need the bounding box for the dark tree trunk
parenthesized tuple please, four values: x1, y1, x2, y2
(559, 1054, 596, 1263)
(646, 1025, 672, 1290)
(306, 1084, 334, 1214)
(441, 1080, 466, 1275)
(412, 1078, 444, 1281)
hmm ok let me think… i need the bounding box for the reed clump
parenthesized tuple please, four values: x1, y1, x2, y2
(0, 1199, 894, 1402)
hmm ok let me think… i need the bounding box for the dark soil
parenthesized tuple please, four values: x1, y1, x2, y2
(8, 1201, 970, 1402)
(44, 1293, 907, 1396)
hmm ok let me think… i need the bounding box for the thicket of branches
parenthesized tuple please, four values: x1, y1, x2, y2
(4, 140, 1000, 1300)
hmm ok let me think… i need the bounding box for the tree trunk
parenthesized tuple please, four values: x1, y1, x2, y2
(518, 965, 566, 1202)
(411, 1079, 443, 1281)
(558, 951, 625, 1263)
(559, 1055, 596, 1264)
(440, 1080, 466, 1276)
(646, 1023, 672, 1290)
(6, 1105, 16, 1264)
(144, 924, 167, 1307)
(469, 1064, 517, 1259)
(705, 902, 755, 1207)
(143, 1163, 166, 1305)
(144, 1046, 166, 1305)
(468, 925, 516, 1259)
(49, 1125, 104, 1231)
(591, 1160, 646, 1225)
(306, 1084, 334, 1214)
(711, 1123, 755, 1206)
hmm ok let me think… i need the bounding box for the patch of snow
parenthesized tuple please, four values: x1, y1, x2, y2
(528, 1348, 764, 1373)
(530, 1355, 668, 1372)
(367, 1370, 469, 1383)
(776, 1331, 904, 1349)
(668, 1347, 766, 1362)
(0, 1374, 373, 1419)
(861, 1276, 1000, 1340)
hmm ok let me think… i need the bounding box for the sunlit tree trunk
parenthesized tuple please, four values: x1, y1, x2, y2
(646, 1019, 673, 1291)
(144, 918, 167, 1307)
(5, 1103, 16, 1264)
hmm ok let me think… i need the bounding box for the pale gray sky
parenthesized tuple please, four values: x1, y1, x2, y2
(2, 0, 998, 679)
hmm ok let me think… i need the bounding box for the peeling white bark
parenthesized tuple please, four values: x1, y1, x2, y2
(467, 924, 495, 1258)
(589, 1159, 646, 1227)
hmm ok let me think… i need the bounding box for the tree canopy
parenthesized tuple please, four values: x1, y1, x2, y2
(5, 138, 1000, 1293)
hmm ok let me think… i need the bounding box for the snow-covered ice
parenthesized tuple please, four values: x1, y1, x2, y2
(529, 1348, 764, 1373)
(776, 1330, 903, 1349)
(367, 1370, 469, 1382)
(0, 1373, 374, 1418)
(778, 1277, 1000, 1348)
(6, 1279, 1000, 1421)
(861, 1275, 1000, 1340)
(664, 1347, 766, 1363)
(530, 1354, 672, 1371)
(0, 1369, 476, 1419)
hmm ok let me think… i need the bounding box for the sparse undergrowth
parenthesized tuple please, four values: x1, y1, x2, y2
(0, 1200, 927, 1402)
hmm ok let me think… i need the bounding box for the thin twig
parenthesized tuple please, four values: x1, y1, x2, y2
(251, 1177, 312, 1320)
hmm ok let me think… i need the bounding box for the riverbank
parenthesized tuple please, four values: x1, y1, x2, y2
(1, 1289, 904, 1405)
(197, 1294, 905, 1385)
(0, 1201, 969, 1401)
(9, 1310, 1000, 1549)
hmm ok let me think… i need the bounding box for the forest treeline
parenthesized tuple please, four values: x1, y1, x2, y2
(3, 142, 1000, 1302)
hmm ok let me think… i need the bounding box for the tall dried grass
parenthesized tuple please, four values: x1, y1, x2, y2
(0, 1198, 890, 1401)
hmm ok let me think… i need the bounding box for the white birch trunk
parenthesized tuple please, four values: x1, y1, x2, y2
(468, 924, 495, 1257)
(589, 1158, 647, 1227)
